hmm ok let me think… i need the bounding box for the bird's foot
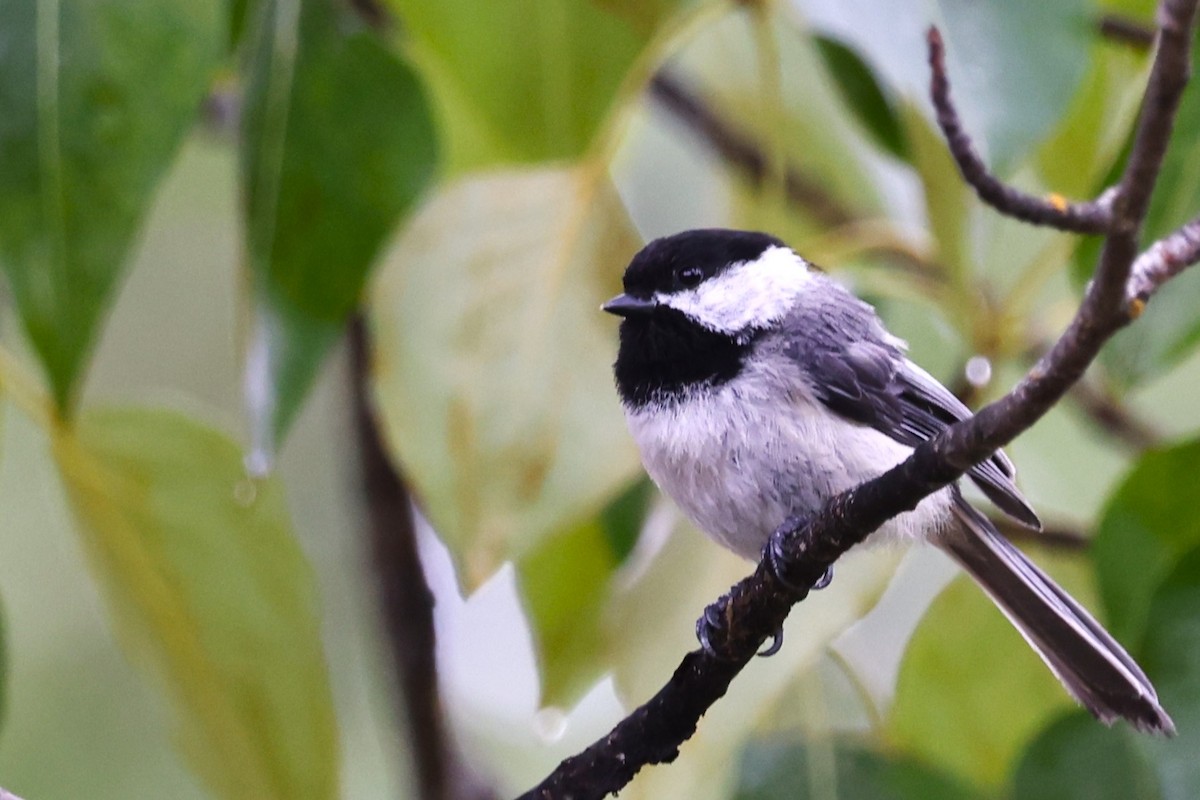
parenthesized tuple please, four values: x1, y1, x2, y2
(696, 599, 785, 659)
(765, 520, 835, 595)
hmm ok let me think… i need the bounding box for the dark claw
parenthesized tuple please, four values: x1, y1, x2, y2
(758, 627, 784, 657)
(696, 601, 729, 659)
(766, 526, 835, 593)
(813, 566, 834, 590)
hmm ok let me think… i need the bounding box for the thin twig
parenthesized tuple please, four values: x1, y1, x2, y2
(1099, 13, 1158, 50)
(927, 28, 1116, 234)
(1128, 215, 1200, 299)
(1068, 378, 1162, 451)
(987, 513, 1090, 552)
(349, 318, 491, 800)
(518, 2, 1200, 796)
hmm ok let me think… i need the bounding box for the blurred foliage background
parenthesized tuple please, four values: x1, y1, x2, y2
(1, 0, 1200, 798)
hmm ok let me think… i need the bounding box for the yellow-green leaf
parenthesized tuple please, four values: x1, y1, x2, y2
(52, 407, 338, 800)
(369, 166, 643, 587)
(886, 559, 1085, 788)
(0, 589, 6, 735)
(383, 0, 685, 171)
(516, 515, 615, 709)
(515, 477, 651, 708)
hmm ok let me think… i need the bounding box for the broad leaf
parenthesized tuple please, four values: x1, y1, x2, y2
(0, 0, 224, 413)
(814, 36, 907, 160)
(240, 0, 437, 462)
(794, 0, 1091, 172)
(382, 0, 685, 171)
(901, 102, 973, 290)
(1093, 439, 1200, 645)
(1010, 712, 1161, 800)
(368, 166, 643, 587)
(1036, 42, 1148, 201)
(735, 736, 981, 800)
(515, 476, 653, 708)
(689, 12, 894, 235)
(1138, 546, 1200, 799)
(516, 516, 616, 709)
(0, 590, 6, 735)
(53, 407, 338, 800)
(887, 567, 1078, 787)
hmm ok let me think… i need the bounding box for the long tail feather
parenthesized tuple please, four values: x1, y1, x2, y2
(938, 496, 1174, 735)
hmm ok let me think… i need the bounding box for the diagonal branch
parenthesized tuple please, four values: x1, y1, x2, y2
(517, 1, 1200, 797)
(649, 71, 856, 229)
(649, 71, 941, 280)
(1068, 378, 1162, 451)
(349, 318, 494, 800)
(927, 28, 1116, 234)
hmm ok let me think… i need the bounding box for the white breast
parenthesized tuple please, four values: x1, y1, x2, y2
(624, 361, 954, 561)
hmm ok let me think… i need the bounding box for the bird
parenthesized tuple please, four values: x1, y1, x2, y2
(603, 227, 1174, 734)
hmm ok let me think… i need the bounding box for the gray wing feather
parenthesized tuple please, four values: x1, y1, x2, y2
(781, 289, 1041, 529)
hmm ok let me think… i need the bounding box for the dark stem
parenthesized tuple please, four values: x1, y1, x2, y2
(648, 70, 940, 277)
(517, 2, 1200, 797)
(1068, 378, 1162, 451)
(649, 71, 855, 229)
(1099, 13, 1158, 49)
(987, 513, 1091, 552)
(348, 318, 490, 800)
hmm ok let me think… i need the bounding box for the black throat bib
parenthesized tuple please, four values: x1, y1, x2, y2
(614, 308, 755, 408)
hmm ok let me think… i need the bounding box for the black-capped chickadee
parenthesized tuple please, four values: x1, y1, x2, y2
(604, 228, 1173, 734)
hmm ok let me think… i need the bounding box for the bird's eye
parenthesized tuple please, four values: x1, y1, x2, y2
(677, 266, 703, 288)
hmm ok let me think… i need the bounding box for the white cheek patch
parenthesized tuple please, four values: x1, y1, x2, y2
(656, 245, 812, 336)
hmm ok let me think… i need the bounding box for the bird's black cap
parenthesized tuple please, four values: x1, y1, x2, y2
(621, 229, 785, 297)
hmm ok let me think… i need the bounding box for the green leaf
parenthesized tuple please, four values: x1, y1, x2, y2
(1010, 711, 1161, 800)
(240, 0, 437, 460)
(368, 166, 644, 587)
(0, 0, 224, 414)
(0, 590, 6, 735)
(887, 568, 1077, 787)
(52, 407, 339, 800)
(799, 0, 1091, 171)
(900, 102, 972, 289)
(1035, 42, 1148, 201)
(515, 476, 653, 708)
(599, 476, 654, 564)
(692, 12, 893, 232)
(593, 0, 696, 35)
(516, 515, 616, 708)
(382, 0, 682, 171)
(734, 735, 982, 800)
(1093, 439, 1200, 645)
(814, 36, 907, 160)
(1138, 545, 1200, 797)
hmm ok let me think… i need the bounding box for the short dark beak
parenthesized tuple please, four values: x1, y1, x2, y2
(602, 293, 657, 317)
